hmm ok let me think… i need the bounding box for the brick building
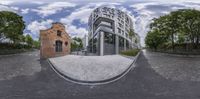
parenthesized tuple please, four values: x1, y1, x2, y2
(40, 22, 71, 58)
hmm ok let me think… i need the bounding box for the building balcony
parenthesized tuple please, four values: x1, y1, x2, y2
(94, 26, 114, 36)
(98, 21, 112, 27)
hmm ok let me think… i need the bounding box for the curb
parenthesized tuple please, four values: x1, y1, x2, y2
(149, 50, 200, 58)
(0, 49, 37, 57)
(48, 51, 141, 85)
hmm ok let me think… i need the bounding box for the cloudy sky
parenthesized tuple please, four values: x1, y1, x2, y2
(0, 0, 200, 46)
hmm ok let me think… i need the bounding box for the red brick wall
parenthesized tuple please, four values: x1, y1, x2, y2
(40, 23, 71, 59)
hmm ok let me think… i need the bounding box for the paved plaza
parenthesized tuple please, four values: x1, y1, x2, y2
(0, 50, 200, 99)
(49, 55, 135, 83)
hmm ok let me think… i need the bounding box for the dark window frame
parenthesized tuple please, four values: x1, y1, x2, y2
(57, 30, 62, 37)
(55, 40, 63, 52)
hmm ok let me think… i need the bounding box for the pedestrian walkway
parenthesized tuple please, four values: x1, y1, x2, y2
(49, 55, 135, 84)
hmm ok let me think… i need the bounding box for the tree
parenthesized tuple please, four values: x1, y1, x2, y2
(71, 37, 83, 51)
(129, 29, 135, 38)
(148, 9, 200, 51)
(177, 33, 185, 44)
(25, 34, 33, 47)
(150, 13, 181, 51)
(177, 9, 200, 49)
(33, 40, 40, 49)
(145, 29, 167, 51)
(73, 37, 83, 49)
(0, 11, 25, 44)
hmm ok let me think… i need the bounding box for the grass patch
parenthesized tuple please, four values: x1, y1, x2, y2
(0, 49, 34, 55)
(120, 49, 140, 56)
(0, 43, 35, 55)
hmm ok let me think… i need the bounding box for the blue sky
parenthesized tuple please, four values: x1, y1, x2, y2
(0, 0, 200, 46)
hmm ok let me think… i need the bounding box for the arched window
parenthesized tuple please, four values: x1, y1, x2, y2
(55, 40, 62, 52)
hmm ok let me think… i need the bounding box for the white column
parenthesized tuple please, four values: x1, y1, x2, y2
(115, 35, 119, 54)
(100, 31, 104, 56)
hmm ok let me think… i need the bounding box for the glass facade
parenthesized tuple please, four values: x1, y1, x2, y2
(93, 34, 98, 54)
(126, 40, 129, 50)
(104, 33, 115, 55)
(119, 36, 124, 52)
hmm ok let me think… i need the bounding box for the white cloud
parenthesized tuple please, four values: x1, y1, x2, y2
(10, 6, 19, 10)
(65, 25, 88, 38)
(0, 5, 16, 12)
(27, 19, 53, 37)
(60, 6, 93, 38)
(0, 0, 14, 5)
(61, 7, 93, 25)
(21, 8, 29, 14)
(31, 1, 45, 5)
(60, 4, 95, 38)
(0, 0, 46, 5)
(32, 2, 76, 17)
(130, 3, 158, 46)
(155, 0, 200, 3)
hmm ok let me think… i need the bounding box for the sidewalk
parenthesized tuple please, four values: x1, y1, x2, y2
(49, 54, 137, 84)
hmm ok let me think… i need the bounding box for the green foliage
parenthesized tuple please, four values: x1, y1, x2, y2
(145, 29, 168, 51)
(177, 33, 185, 44)
(71, 37, 83, 51)
(146, 9, 200, 51)
(0, 11, 39, 53)
(0, 11, 25, 43)
(25, 34, 33, 47)
(128, 29, 135, 38)
(120, 49, 140, 56)
(33, 40, 40, 49)
(0, 49, 28, 55)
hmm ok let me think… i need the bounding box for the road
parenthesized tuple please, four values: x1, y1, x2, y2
(0, 50, 200, 99)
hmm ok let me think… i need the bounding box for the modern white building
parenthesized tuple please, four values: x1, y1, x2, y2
(82, 34, 88, 51)
(88, 6, 140, 55)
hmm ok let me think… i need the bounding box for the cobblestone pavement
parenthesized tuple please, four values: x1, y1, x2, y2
(0, 50, 200, 99)
(143, 50, 200, 81)
(49, 55, 134, 82)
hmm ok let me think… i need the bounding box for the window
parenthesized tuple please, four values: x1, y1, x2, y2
(65, 41, 68, 46)
(126, 40, 129, 49)
(118, 28, 121, 34)
(55, 40, 62, 52)
(104, 33, 115, 44)
(118, 23, 122, 28)
(57, 30, 62, 36)
(126, 33, 128, 38)
(119, 37, 124, 47)
(93, 34, 98, 53)
(122, 30, 124, 35)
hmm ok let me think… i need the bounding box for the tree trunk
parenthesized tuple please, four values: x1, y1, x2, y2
(171, 33, 175, 52)
(196, 36, 199, 49)
(192, 36, 195, 49)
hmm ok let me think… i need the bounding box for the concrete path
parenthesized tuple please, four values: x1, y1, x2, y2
(0, 50, 41, 81)
(49, 55, 135, 83)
